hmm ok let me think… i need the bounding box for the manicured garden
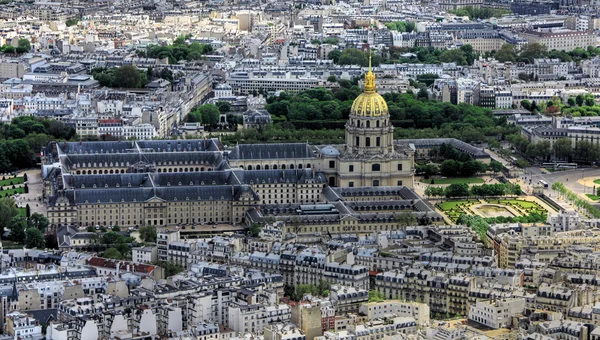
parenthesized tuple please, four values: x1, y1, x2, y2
(437, 198, 548, 224)
(594, 179, 600, 185)
(0, 177, 24, 186)
(0, 187, 24, 197)
(420, 177, 485, 185)
(586, 194, 599, 201)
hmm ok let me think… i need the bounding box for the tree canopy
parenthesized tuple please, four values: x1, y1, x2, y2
(91, 66, 149, 88)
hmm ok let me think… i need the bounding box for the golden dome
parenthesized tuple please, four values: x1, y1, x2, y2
(350, 55, 388, 117)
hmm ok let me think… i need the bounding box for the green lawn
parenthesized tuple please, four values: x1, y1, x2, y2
(0, 187, 24, 197)
(17, 207, 26, 216)
(438, 200, 478, 211)
(587, 194, 600, 201)
(420, 177, 485, 185)
(594, 179, 600, 185)
(0, 177, 24, 187)
(1, 240, 22, 249)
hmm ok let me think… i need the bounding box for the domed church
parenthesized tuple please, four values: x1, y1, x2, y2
(316, 57, 415, 188)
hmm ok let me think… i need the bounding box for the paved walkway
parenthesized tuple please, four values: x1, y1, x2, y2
(14, 169, 46, 215)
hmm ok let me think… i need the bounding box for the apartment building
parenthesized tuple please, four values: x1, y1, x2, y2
(519, 29, 596, 52)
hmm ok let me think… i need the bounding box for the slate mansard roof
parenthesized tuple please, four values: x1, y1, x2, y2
(227, 143, 315, 160)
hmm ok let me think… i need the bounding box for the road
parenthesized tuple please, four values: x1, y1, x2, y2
(521, 167, 600, 195)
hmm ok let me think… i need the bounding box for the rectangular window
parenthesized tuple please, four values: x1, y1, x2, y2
(397, 164, 403, 171)
(349, 165, 354, 172)
(349, 182, 354, 187)
(329, 160, 335, 168)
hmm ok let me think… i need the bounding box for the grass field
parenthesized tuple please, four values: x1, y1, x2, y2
(594, 179, 600, 185)
(438, 200, 478, 211)
(0, 187, 25, 197)
(0, 177, 24, 187)
(17, 207, 26, 216)
(587, 194, 600, 201)
(420, 177, 485, 185)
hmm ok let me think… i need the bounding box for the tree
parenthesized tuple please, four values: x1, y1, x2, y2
(521, 100, 532, 111)
(439, 49, 467, 65)
(216, 101, 231, 114)
(489, 160, 504, 173)
(87, 226, 95, 232)
(368, 290, 385, 302)
(8, 216, 27, 243)
(28, 213, 48, 232)
(1, 45, 15, 54)
(567, 97, 577, 107)
(25, 227, 45, 248)
(113, 65, 142, 88)
(25, 204, 30, 218)
(159, 68, 173, 82)
(295, 284, 318, 300)
(553, 138, 572, 160)
(104, 248, 123, 260)
(440, 160, 460, 176)
(0, 198, 18, 236)
(248, 223, 261, 237)
(136, 226, 156, 243)
(417, 88, 429, 100)
(65, 18, 79, 26)
(495, 44, 517, 63)
(23, 173, 27, 182)
(197, 104, 221, 126)
(445, 183, 470, 197)
(416, 73, 439, 86)
(112, 225, 121, 232)
(102, 231, 123, 246)
(327, 75, 337, 82)
(395, 211, 417, 226)
(16, 39, 31, 54)
(158, 261, 185, 277)
(519, 43, 547, 63)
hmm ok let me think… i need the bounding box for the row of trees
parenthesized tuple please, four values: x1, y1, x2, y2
(0, 116, 77, 173)
(139, 35, 213, 64)
(385, 21, 416, 32)
(263, 86, 517, 144)
(515, 137, 599, 163)
(424, 182, 522, 198)
(448, 6, 511, 19)
(6, 213, 48, 248)
(0, 39, 31, 54)
(328, 48, 384, 67)
(286, 280, 331, 301)
(552, 182, 600, 218)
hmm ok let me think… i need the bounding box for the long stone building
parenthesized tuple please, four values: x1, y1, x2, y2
(43, 66, 452, 232)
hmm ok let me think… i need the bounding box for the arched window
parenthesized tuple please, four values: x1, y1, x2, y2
(376, 137, 381, 147)
(290, 164, 295, 169)
(247, 165, 253, 170)
(281, 164, 286, 169)
(366, 121, 370, 128)
(377, 120, 380, 128)
(264, 165, 269, 170)
(256, 165, 261, 170)
(372, 164, 381, 171)
(366, 137, 371, 147)
(373, 180, 380, 186)
(273, 165, 278, 170)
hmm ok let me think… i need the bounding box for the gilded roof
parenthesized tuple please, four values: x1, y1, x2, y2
(350, 56, 389, 117)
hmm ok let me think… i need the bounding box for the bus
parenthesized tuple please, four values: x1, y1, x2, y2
(556, 163, 578, 169)
(539, 180, 549, 188)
